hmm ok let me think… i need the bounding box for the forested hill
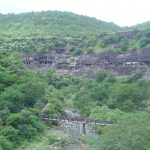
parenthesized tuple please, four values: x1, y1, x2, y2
(132, 21, 150, 30)
(0, 11, 120, 38)
(1, 11, 150, 150)
(0, 11, 150, 55)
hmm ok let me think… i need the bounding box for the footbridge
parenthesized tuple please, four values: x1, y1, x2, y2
(41, 115, 112, 134)
(41, 115, 112, 125)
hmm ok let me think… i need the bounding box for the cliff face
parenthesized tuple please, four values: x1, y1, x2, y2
(22, 48, 150, 78)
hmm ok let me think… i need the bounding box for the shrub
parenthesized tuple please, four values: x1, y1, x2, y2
(47, 134, 58, 145)
(0, 136, 13, 150)
(96, 70, 108, 82)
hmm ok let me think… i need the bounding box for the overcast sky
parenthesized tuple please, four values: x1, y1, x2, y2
(0, 0, 150, 26)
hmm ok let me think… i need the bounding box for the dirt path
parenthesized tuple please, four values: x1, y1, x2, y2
(59, 139, 90, 150)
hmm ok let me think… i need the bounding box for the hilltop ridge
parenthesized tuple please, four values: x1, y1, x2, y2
(0, 11, 120, 38)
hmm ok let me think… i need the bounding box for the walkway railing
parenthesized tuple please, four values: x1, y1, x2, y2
(41, 114, 112, 126)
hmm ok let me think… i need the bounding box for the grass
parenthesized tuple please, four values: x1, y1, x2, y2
(81, 135, 100, 150)
(17, 127, 70, 150)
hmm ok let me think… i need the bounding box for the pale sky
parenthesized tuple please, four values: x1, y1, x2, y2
(0, 0, 150, 26)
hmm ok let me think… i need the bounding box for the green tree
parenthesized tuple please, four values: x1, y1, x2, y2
(0, 136, 13, 150)
(100, 121, 150, 150)
(96, 70, 108, 82)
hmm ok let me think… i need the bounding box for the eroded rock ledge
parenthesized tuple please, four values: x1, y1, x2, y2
(22, 48, 150, 78)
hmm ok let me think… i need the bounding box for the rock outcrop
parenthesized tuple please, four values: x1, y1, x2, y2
(22, 48, 150, 78)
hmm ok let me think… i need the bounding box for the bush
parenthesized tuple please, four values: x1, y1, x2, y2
(96, 70, 108, 82)
(100, 120, 150, 150)
(47, 134, 58, 145)
(127, 70, 143, 82)
(0, 136, 13, 150)
(0, 126, 19, 143)
(18, 125, 38, 139)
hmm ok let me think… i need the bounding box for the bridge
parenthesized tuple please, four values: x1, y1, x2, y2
(41, 115, 112, 125)
(41, 115, 112, 134)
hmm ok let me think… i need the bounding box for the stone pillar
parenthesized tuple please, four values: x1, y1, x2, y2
(80, 122, 86, 134)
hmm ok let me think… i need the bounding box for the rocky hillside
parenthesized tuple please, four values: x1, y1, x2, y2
(0, 11, 150, 55)
(1, 11, 150, 150)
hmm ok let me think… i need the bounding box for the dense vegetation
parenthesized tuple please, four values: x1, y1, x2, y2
(0, 11, 149, 56)
(0, 37, 97, 56)
(1, 50, 150, 149)
(1, 11, 150, 149)
(0, 11, 119, 56)
(45, 70, 150, 150)
(0, 11, 120, 38)
(1, 29, 150, 56)
(0, 50, 64, 149)
(0, 50, 45, 149)
(96, 29, 150, 52)
(133, 21, 150, 30)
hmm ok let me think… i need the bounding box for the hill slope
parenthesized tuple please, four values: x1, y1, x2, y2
(0, 11, 150, 55)
(0, 11, 120, 38)
(132, 21, 150, 30)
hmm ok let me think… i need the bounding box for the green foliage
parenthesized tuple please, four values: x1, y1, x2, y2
(0, 11, 119, 38)
(89, 106, 124, 121)
(81, 135, 100, 150)
(0, 136, 13, 150)
(1, 51, 150, 149)
(0, 50, 65, 148)
(133, 21, 150, 30)
(100, 120, 150, 150)
(0, 85, 25, 112)
(1, 11, 150, 149)
(89, 110, 150, 149)
(0, 11, 149, 56)
(47, 134, 58, 144)
(63, 73, 150, 116)
(98, 29, 150, 52)
(74, 93, 95, 116)
(96, 69, 108, 82)
(110, 81, 149, 111)
(44, 85, 64, 116)
(127, 70, 143, 82)
(5, 110, 44, 142)
(0, 126, 19, 143)
(120, 40, 129, 51)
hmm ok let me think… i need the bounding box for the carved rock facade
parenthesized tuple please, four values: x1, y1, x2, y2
(22, 48, 150, 78)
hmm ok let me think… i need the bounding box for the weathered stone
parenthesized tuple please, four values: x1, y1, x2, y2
(22, 48, 150, 77)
